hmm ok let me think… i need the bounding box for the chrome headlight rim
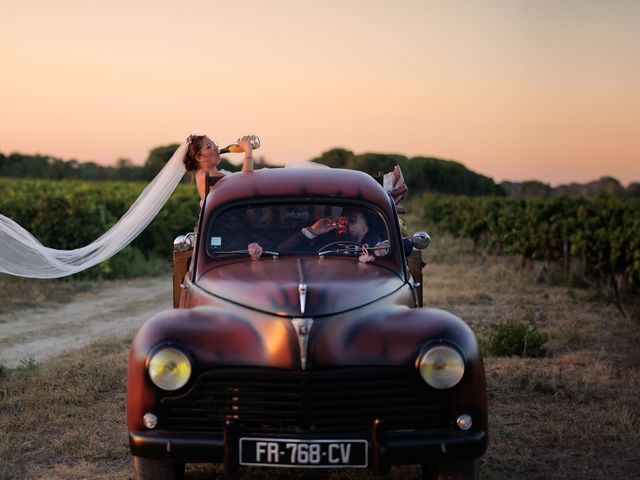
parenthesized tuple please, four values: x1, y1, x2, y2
(146, 343, 193, 392)
(416, 341, 467, 390)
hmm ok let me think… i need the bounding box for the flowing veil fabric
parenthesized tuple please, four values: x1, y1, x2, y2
(0, 143, 188, 278)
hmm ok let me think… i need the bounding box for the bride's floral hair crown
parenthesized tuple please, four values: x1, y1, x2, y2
(184, 134, 205, 171)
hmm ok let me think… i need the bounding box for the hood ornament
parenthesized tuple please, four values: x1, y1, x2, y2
(297, 259, 307, 314)
(291, 317, 314, 370)
(293, 259, 313, 369)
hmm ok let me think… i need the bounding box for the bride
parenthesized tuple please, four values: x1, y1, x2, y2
(0, 134, 254, 279)
(183, 134, 254, 202)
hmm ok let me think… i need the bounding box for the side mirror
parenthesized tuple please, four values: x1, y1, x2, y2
(173, 233, 195, 252)
(412, 231, 431, 250)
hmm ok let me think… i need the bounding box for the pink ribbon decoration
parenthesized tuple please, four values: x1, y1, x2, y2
(359, 244, 375, 263)
(359, 253, 375, 263)
(248, 242, 263, 261)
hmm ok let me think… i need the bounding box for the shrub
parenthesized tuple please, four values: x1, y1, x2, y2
(89, 247, 170, 280)
(486, 322, 549, 358)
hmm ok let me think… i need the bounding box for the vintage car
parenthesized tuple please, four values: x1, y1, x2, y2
(127, 167, 488, 479)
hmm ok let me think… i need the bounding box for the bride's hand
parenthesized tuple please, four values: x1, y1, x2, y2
(237, 135, 254, 172)
(236, 135, 254, 155)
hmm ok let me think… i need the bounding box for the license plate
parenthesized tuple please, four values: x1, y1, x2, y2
(239, 437, 368, 468)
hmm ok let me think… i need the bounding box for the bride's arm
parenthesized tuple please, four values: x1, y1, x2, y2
(236, 135, 254, 172)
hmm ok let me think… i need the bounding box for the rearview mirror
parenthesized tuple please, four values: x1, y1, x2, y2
(412, 231, 431, 250)
(173, 233, 195, 252)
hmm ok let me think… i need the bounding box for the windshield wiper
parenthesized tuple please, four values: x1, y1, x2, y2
(318, 247, 361, 257)
(212, 249, 280, 258)
(317, 241, 363, 257)
(317, 242, 389, 258)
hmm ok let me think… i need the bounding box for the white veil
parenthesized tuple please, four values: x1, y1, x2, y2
(0, 143, 188, 278)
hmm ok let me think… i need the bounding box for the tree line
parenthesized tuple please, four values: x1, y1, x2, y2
(8, 143, 634, 198)
(1, 145, 503, 196)
(0, 145, 242, 182)
(311, 148, 504, 196)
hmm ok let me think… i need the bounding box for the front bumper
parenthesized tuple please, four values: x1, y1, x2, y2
(130, 421, 487, 473)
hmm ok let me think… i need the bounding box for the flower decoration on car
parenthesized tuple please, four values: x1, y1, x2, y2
(248, 242, 263, 261)
(358, 244, 375, 263)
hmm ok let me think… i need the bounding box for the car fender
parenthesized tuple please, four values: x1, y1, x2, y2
(127, 307, 299, 431)
(310, 306, 488, 433)
(311, 306, 481, 365)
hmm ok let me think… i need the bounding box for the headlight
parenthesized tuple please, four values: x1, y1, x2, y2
(417, 345, 465, 389)
(148, 347, 192, 391)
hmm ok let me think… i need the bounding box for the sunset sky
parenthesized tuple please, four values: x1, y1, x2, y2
(1, 0, 638, 185)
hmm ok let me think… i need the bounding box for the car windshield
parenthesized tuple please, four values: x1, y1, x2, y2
(206, 202, 391, 258)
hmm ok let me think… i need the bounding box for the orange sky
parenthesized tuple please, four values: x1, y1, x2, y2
(0, 0, 638, 185)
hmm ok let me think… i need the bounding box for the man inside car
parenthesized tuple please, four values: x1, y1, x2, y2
(278, 208, 371, 252)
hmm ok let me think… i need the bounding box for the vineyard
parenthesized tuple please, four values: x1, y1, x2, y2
(422, 194, 640, 312)
(0, 178, 200, 278)
(2, 177, 639, 304)
(1, 179, 639, 479)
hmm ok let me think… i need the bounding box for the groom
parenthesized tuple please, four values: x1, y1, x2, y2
(278, 209, 370, 252)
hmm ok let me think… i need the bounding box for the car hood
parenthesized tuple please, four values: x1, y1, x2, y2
(196, 257, 405, 317)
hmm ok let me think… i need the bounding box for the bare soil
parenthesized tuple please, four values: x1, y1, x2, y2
(0, 277, 171, 368)
(0, 235, 638, 479)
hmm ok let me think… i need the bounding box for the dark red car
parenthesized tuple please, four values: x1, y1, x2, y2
(127, 167, 487, 479)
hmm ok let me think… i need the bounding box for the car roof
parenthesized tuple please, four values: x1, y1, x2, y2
(202, 167, 394, 214)
(195, 167, 404, 278)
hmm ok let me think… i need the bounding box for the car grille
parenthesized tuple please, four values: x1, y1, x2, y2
(160, 368, 452, 435)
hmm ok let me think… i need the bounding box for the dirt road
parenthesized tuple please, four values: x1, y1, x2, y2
(0, 276, 172, 368)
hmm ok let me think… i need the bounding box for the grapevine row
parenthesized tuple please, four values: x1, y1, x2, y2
(423, 194, 640, 291)
(0, 178, 201, 278)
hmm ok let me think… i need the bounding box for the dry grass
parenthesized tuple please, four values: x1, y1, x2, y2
(1, 233, 639, 479)
(423, 233, 640, 480)
(0, 338, 131, 480)
(0, 277, 96, 315)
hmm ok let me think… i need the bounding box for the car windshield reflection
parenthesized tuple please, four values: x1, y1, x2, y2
(206, 203, 390, 258)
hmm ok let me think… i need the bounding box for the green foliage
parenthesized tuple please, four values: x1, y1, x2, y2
(312, 148, 356, 168)
(311, 150, 503, 196)
(0, 152, 132, 181)
(218, 157, 241, 172)
(486, 322, 549, 358)
(89, 248, 170, 280)
(3, 143, 504, 196)
(0, 143, 245, 182)
(0, 177, 200, 279)
(17, 355, 39, 374)
(143, 144, 181, 179)
(521, 180, 552, 197)
(403, 156, 501, 196)
(423, 194, 640, 292)
(349, 152, 408, 176)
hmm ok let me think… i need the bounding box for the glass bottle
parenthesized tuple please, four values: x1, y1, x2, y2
(219, 135, 260, 154)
